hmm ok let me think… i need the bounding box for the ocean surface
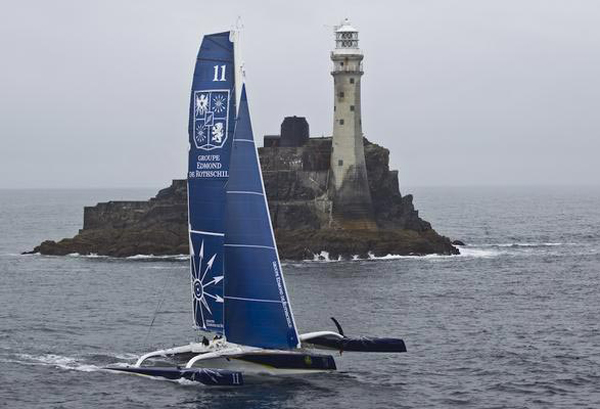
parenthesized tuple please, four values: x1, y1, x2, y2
(0, 186, 599, 408)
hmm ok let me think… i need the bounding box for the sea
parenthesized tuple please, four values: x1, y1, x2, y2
(0, 186, 598, 408)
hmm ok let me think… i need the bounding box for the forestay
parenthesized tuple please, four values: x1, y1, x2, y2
(187, 32, 236, 333)
(224, 86, 300, 349)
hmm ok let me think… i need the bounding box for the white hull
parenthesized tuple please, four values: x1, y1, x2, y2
(133, 339, 337, 376)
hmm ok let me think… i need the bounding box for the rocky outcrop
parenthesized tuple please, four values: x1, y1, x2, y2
(34, 181, 189, 257)
(31, 138, 458, 259)
(259, 138, 433, 231)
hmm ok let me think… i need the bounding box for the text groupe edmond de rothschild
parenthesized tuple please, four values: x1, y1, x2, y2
(189, 154, 228, 178)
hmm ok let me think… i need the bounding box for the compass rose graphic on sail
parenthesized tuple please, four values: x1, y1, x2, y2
(190, 238, 224, 332)
(193, 90, 230, 150)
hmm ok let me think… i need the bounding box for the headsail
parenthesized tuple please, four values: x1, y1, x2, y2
(224, 86, 300, 349)
(187, 32, 236, 333)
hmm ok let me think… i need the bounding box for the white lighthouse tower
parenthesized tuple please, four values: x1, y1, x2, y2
(329, 19, 376, 230)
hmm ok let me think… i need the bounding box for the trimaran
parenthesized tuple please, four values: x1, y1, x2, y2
(108, 30, 406, 386)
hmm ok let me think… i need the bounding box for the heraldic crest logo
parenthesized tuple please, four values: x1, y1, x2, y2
(193, 89, 230, 150)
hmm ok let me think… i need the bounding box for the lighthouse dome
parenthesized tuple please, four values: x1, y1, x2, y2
(335, 18, 359, 49)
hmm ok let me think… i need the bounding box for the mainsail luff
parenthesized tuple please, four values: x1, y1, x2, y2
(223, 86, 301, 349)
(187, 32, 237, 333)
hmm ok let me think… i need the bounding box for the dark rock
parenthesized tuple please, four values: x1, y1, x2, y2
(31, 139, 459, 260)
(275, 229, 458, 260)
(452, 240, 466, 246)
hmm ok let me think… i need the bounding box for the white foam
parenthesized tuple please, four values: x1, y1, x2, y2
(367, 252, 444, 260)
(303, 246, 506, 262)
(126, 254, 189, 261)
(61, 253, 189, 261)
(477, 242, 567, 248)
(312, 251, 333, 262)
(66, 253, 108, 259)
(175, 378, 199, 386)
(15, 353, 101, 372)
(114, 353, 140, 360)
(366, 251, 491, 260)
(455, 247, 505, 258)
(108, 361, 133, 368)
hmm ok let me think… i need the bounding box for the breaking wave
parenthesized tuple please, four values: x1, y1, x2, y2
(454, 247, 506, 258)
(366, 248, 504, 260)
(67, 253, 108, 259)
(125, 254, 189, 261)
(304, 241, 587, 262)
(307, 248, 501, 262)
(57, 253, 188, 261)
(312, 251, 343, 262)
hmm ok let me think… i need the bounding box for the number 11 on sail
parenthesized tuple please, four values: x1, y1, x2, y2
(213, 65, 226, 81)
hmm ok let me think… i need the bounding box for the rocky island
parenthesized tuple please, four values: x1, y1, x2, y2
(32, 134, 458, 260)
(32, 21, 460, 260)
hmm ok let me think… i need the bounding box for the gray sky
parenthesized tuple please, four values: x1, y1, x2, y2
(1, 0, 599, 189)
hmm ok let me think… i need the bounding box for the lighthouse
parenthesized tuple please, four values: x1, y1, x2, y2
(329, 19, 376, 230)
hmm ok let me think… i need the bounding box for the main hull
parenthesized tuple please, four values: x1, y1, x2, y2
(188, 351, 336, 375)
(120, 340, 336, 378)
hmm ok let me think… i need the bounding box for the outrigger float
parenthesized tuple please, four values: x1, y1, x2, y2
(107, 29, 406, 386)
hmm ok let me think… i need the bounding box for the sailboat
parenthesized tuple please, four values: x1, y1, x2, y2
(108, 30, 406, 386)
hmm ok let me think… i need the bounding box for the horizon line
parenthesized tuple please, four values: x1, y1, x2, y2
(1, 183, 600, 191)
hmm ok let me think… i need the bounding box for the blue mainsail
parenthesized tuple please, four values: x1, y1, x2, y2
(187, 32, 236, 333)
(224, 86, 300, 349)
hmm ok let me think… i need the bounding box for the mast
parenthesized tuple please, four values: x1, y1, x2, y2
(230, 18, 245, 112)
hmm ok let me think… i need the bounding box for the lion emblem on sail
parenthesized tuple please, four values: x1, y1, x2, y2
(193, 90, 230, 150)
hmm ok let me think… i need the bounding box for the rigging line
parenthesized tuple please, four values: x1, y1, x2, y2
(274, 144, 279, 228)
(143, 269, 175, 347)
